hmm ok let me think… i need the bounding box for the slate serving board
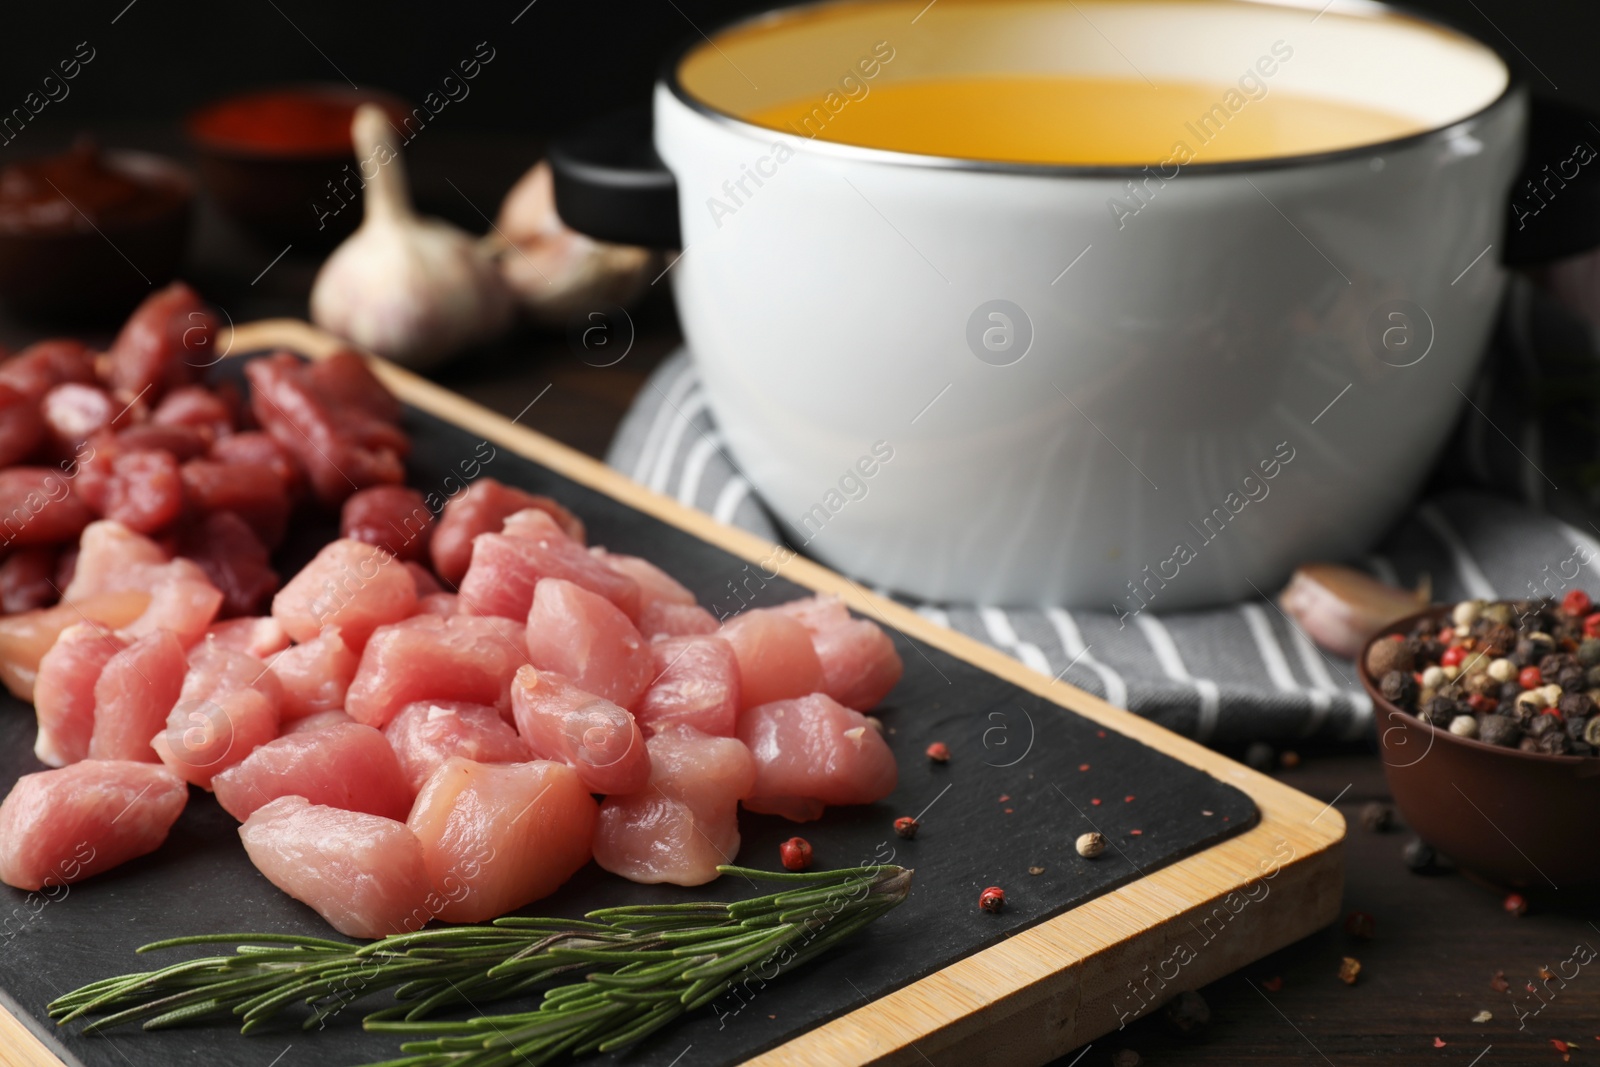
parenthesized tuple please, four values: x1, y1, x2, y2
(0, 348, 1257, 1067)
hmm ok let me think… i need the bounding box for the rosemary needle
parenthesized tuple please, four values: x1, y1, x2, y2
(52, 864, 912, 1065)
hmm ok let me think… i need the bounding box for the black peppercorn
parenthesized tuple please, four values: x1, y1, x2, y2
(1162, 990, 1210, 1035)
(1519, 736, 1542, 753)
(1527, 713, 1561, 738)
(1537, 730, 1571, 756)
(1512, 639, 1539, 668)
(1579, 638, 1600, 667)
(1380, 670, 1418, 706)
(1359, 801, 1396, 833)
(1559, 692, 1596, 721)
(1566, 713, 1590, 743)
(1421, 697, 1457, 726)
(1403, 837, 1439, 872)
(1478, 714, 1520, 747)
(1499, 680, 1525, 705)
(1587, 665, 1600, 688)
(1481, 623, 1516, 656)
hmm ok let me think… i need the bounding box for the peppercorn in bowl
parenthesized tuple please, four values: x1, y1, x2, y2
(1359, 592, 1600, 889)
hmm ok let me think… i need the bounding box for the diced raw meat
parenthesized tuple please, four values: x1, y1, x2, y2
(41, 382, 120, 450)
(0, 761, 187, 891)
(775, 595, 903, 710)
(640, 602, 719, 640)
(0, 547, 58, 613)
(209, 431, 303, 499)
(284, 710, 353, 734)
(0, 339, 95, 404)
(177, 511, 279, 616)
(114, 422, 210, 460)
(213, 722, 413, 822)
(202, 616, 290, 659)
(719, 609, 825, 710)
(119, 565, 224, 647)
(524, 578, 652, 710)
(509, 667, 649, 794)
(246, 352, 405, 508)
(152, 384, 234, 441)
(239, 796, 430, 939)
(88, 629, 187, 762)
(635, 635, 740, 737)
(415, 592, 459, 616)
(0, 382, 43, 467)
(430, 478, 585, 584)
(268, 627, 359, 721)
(738, 694, 899, 821)
(384, 700, 533, 792)
(271, 539, 417, 648)
(404, 561, 443, 598)
(342, 485, 433, 562)
(34, 624, 129, 767)
(308, 350, 403, 422)
(345, 614, 529, 728)
(62, 521, 167, 600)
(58, 522, 222, 645)
(593, 724, 755, 886)
(596, 551, 696, 609)
(459, 525, 637, 622)
(0, 468, 94, 547)
(104, 281, 208, 403)
(407, 757, 596, 922)
(151, 645, 282, 788)
(102, 450, 184, 534)
(180, 459, 291, 548)
(0, 590, 149, 700)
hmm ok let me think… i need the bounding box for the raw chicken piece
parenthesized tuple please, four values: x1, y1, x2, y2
(202, 616, 291, 659)
(345, 614, 529, 728)
(61, 521, 167, 600)
(524, 578, 652, 710)
(61, 522, 221, 646)
(284, 710, 354, 734)
(151, 645, 282, 788)
(89, 629, 187, 762)
(119, 563, 224, 647)
(35, 624, 128, 767)
(414, 592, 459, 616)
(268, 627, 359, 721)
(0, 590, 149, 700)
(640, 602, 719, 640)
(407, 757, 596, 922)
(634, 635, 740, 737)
(0, 468, 94, 546)
(271, 538, 417, 648)
(738, 694, 898, 822)
(509, 667, 649, 794)
(212, 722, 413, 822)
(404, 561, 443, 598)
(593, 724, 755, 886)
(458, 519, 637, 621)
(384, 700, 533, 792)
(775, 595, 903, 710)
(595, 551, 696, 610)
(239, 796, 430, 939)
(719, 608, 825, 710)
(430, 478, 585, 584)
(0, 761, 187, 890)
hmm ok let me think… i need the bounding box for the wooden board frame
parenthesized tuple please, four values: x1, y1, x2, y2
(0, 321, 1344, 1067)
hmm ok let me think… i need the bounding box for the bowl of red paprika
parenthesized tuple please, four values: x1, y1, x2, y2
(186, 85, 411, 248)
(1360, 600, 1600, 891)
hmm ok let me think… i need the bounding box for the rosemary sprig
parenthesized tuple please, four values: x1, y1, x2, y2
(51, 864, 911, 1065)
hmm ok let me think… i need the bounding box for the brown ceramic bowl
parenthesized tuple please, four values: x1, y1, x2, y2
(186, 85, 410, 248)
(1361, 607, 1600, 889)
(0, 150, 192, 320)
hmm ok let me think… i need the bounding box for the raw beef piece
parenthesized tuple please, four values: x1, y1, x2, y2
(0, 468, 94, 546)
(430, 478, 585, 584)
(34, 624, 128, 767)
(341, 485, 433, 562)
(719, 608, 825, 710)
(0, 547, 57, 614)
(0, 761, 187, 890)
(271, 538, 416, 648)
(524, 578, 652, 710)
(345, 614, 529, 728)
(89, 629, 187, 762)
(239, 796, 430, 939)
(384, 701, 532, 792)
(775, 595, 903, 710)
(737, 694, 898, 822)
(634, 635, 740, 737)
(407, 757, 596, 922)
(593, 724, 755, 886)
(103, 281, 208, 402)
(212, 722, 413, 822)
(510, 667, 650, 795)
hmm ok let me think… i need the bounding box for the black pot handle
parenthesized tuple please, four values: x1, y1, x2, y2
(549, 108, 680, 249)
(1503, 97, 1600, 267)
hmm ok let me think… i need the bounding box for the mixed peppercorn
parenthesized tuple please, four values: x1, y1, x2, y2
(1368, 591, 1600, 756)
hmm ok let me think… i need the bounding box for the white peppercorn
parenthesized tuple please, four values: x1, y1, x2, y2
(1487, 658, 1516, 683)
(1075, 832, 1107, 858)
(1448, 715, 1478, 738)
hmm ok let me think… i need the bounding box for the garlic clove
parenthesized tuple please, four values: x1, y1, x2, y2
(310, 104, 513, 368)
(487, 161, 656, 327)
(1279, 563, 1431, 660)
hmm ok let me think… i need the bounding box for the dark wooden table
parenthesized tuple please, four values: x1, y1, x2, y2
(4, 133, 1596, 1067)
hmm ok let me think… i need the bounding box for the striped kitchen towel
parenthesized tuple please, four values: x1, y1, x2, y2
(606, 277, 1600, 747)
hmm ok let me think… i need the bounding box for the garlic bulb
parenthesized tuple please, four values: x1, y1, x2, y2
(486, 161, 656, 327)
(1279, 563, 1431, 659)
(310, 104, 513, 368)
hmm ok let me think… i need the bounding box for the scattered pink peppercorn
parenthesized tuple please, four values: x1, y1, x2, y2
(1344, 911, 1376, 940)
(1503, 892, 1528, 916)
(925, 741, 950, 763)
(1518, 666, 1542, 690)
(978, 886, 1006, 913)
(1438, 626, 1455, 645)
(1586, 613, 1600, 638)
(1440, 647, 1465, 668)
(1562, 589, 1592, 616)
(779, 837, 813, 872)
(893, 816, 920, 840)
